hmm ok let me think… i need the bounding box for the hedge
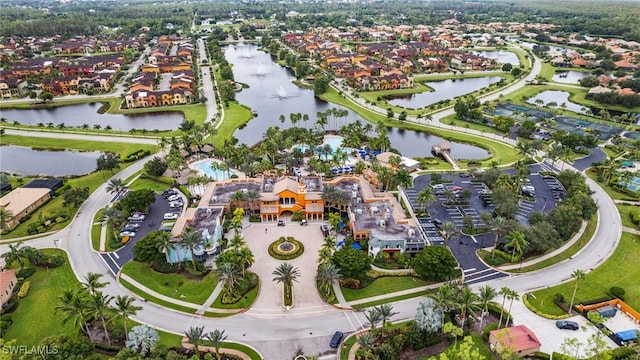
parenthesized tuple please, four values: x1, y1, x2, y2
(630, 209, 640, 225)
(268, 237, 304, 260)
(16, 267, 36, 279)
(17, 281, 30, 298)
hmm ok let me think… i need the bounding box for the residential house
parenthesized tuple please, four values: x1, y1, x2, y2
(489, 325, 541, 357)
(0, 188, 52, 230)
(0, 270, 18, 307)
(0, 78, 28, 98)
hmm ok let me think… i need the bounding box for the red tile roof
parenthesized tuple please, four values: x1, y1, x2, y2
(490, 325, 541, 352)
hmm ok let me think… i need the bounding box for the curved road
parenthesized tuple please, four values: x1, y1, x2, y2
(0, 49, 625, 359)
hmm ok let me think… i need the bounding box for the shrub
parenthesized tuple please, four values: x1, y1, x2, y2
(482, 322, 499, 341)
(522, 294, 573, 320)
(533, 352, 551, 360)
(18, 281, 31, 298)
(338, 277, 361, 289)
(629, 209, 640, 225)
(609, 346, 636, 359)
(2, 297, 18, 314)
(222, 273, 258, 304)
(0, 320, 12, 334)
(268, 237, 304, 260)
(609, 286, 626, 300)
(554, 293, 565, 303)
(16, 267, 36, 279)
(0, 314, 12, 322)
(152, 259, 179, 274)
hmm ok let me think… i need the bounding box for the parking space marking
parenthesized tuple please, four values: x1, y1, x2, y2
(344, 312, 357, 332)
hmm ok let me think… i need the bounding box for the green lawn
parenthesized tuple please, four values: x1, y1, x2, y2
(120, 261, 218, 304)
(351, 291, 428, 310)
(342, 276, 429, 302)
(91, 207, 106, 251)
(509, 214, 597, 273)
(617, 204, 640, 230)
(3, 249, 78, 345)
(211, 101, 254, 144)
(211, 284, 259, 309)
(0, 134, 157, 155)
(528, 232, 640, 316)
(439, 113, 504, 136)
(127, 174, 173, 193)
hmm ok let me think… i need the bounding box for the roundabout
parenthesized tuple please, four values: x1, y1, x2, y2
(268, 236, 305, 260)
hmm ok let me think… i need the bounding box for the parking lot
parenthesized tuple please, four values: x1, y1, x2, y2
(407, 166, 566, 285)
(101, 190, 183, 275)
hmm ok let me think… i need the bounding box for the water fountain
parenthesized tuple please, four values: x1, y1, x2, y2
(254, 64, 268, 77)
(277, 85, 288, 99)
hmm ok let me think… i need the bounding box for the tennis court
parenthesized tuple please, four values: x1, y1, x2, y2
(554, 116, 624, 140)
(621, 176, 640, 192)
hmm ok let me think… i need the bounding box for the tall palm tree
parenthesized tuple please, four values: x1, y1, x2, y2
(82, 272, 107, 295)
(207, 329, 228, 359)
(364, 308, 382, 329)
(155, 232, 175, 263)
(505, 290, 520, 328)
(180, 227, 202, 270)
(88, 291, 114, 344)
(217, 262, 242, 293)
(457, 286, 480, 331)
(498, 286, 511, 328)
(375, 304, 398, 328)
(321, 236, 337, 252)
(316, 263, 340, 298)
(0, 207, 14, 231)
(113, 295, 142, 341)
(100, 206, 123, 242)
(416, 187, 435, 215)
(55, 289, 92, 341)
(569, 269, 586, 314)
(440, 221, 457, 244)
(228, 233, 246, 249)
(485, 215, 510, 257)
(106, 178, 126, 195)
(184, 326, 205, 357)
(272, 263, 301, 286)
(429, 283, 455, 334)
(1, 242, 30, 270)
(317, 247, 333, 265)
(477, 285, 497, 328)
(236, 246, 255, 275)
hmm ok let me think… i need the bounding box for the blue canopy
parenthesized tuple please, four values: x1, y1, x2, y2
(351, 243, 362, 250)
(616, 330, 638, 341)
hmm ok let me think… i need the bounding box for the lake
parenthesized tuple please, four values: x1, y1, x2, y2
(385, 77, 502, 109)
(1, 145, 102, 176)
(472, 50, 519, 65)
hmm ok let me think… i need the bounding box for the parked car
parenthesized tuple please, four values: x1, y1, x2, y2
(320, 224, 330, 236)
(164, 212, 179, 220)
(167, 194, 181, 202)
(123, 225, 138, 232)
(277, 219, 285, 226)
(300, 219, 308, 226)
(128, 214, 145, 222)
(556, 320, 579, 330)
(169, 201, 183, 209)
(119, 231, 136, 238)
(162, 189, 178, 198)
(126, 222, 140, 229)
(330, 331, 344, 348)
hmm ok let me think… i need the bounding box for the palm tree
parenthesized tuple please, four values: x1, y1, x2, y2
(184, 326, 205, 357)
(217, 262, 242, 293)
(272, 263, 301, 286)
(356, 332, 374, 359)
(486, 215, 510, 257)
(429, 283, 455, 334)
(505, 290, 520, 328)
(568, 269, 586, 314)
(321, 236, 337, 252)
(82, 272, 107, 295)
(457, 286, 480, 331)
(375, 304, 398, 328)
(316, 263, 340, 298)
(106, 178, 126, 195)
(207, 329, 228, 359)
(364, 308, 382, 329)
(88, 291, 114, 344)
(506, 231, 528, 262)
(228, 233, 246, 249)
(155, 232, 175, 263)
(180, 227, 202, 270)
(477, 285, 497, 328)
(440, 221, 457, 244)
(0, 207, 14, 231)
(416, 187, 435, 215)
(317, 247, 333, 265)
(236, 246, 255, 275)
(113, 295, 142, 341)
(1, 242, 30, 270)
(55, 289, 92, 341)
(497, 286, 511, 328)
(101, 206, 123, 242)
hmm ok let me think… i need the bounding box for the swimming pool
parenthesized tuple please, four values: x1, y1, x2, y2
(622, 176, 640, 192)
(192, 160, 238, 180)
(294, 136, 348, 155)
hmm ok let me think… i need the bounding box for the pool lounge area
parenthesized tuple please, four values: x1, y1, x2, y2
(191, 159, 242, 180)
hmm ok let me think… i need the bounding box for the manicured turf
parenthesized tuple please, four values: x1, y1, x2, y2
(211, 284, 259, 309)
(91, 207, 106, 251)
(351, 291, 428, 310)
(211, 101, 253, 144)
(342, 276, 429, 302)
(121, 261, 219, 304)
(509, 214, 597, 273)
(2, 249, 78, 345)
(119, 278, 200, 314)
(616, 203, 640, 230)
(0, 134, 157, 155)
(528, 232, 640, 316)
(127, 175, 173, 193)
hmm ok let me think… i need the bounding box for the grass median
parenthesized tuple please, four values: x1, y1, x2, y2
(342, 276, 429, 302)
(527, 232, 640, 316)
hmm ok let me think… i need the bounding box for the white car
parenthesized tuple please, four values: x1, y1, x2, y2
(164, 212, 179, 220)
(119, 231, 136, 238)
(128, 214, 146, 221)
(167, 194, 181, 202)
(169, 201, 183, 209)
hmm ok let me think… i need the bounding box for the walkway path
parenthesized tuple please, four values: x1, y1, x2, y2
(197, 281, 225, 315)
(623, 227, 640, 235)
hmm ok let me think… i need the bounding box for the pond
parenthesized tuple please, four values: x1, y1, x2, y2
(1, 145, 101, 176)
(0, 103, 184, 131)
(226, 44, 491, 160)
(527, 91, 586, 114)
(519, 41, 566, 53)
(385, 77, 502, 109)
(472, 50, 519, 65)
(552, 71, 589, 84)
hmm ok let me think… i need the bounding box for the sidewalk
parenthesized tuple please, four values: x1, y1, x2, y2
(499, 219, 588, 271)
(0, 230, 59, 244)
(623, 227, 640, 235)
(119, 273, 241, 314)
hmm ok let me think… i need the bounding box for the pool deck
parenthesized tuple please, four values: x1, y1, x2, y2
(189, 158, 246, 180)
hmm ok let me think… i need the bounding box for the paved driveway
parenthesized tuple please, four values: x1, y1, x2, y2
(243, 221, 335, 317)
